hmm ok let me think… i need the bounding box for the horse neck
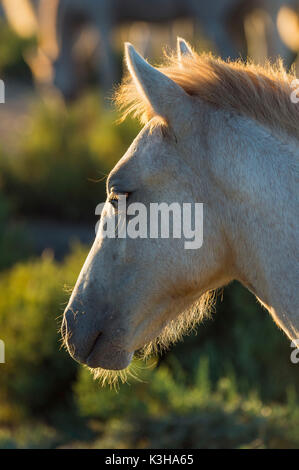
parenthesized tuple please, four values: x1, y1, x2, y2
(202, 112, 298, 332)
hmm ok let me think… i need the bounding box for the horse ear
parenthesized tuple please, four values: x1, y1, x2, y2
(177, 37, 194, 62)
(125, 42, 191, 128)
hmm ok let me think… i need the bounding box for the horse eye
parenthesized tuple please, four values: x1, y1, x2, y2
(108, 191, 128, 209)
(108, 192, 118, 208)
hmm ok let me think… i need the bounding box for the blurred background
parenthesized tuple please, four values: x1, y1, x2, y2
(0, 0, 299, 449)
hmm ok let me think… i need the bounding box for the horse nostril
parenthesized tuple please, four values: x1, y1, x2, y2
(60, 305, 105, 365)
(85, 331, 103, 362)
(90, 331, 103, 352)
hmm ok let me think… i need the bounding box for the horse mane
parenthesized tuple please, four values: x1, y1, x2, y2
(115, 50, 299, 140)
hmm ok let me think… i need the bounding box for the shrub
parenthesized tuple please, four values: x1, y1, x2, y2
(74, 356, 299, 449)
(0, 244, 88, 423)
(0, 20, 35, 79)
(0, 96, 140, 220)
(0, 191, 31, 270)
(0, 422, 60, 449)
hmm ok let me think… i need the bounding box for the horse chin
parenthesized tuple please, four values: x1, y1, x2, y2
(86, 344, 133, 371)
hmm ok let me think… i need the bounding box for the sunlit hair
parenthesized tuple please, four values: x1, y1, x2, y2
(89, 360, 145, 389)
(86, 290, 215, 388)
(115, 50, 299, 139)
(140, 290, 215, 359)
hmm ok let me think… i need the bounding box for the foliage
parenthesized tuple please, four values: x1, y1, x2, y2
(0, 95, 140, 220)
(0, 20, 35, 79)
(0, 244, 87, 423)
(74, 355, 299, 449)
(0, 190, 31, 270)
(0, 422, 61, 449)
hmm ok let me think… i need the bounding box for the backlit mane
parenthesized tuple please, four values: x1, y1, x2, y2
(115, 51, 299, 140)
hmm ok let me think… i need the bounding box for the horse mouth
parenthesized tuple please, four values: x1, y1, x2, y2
(85, 333, 133, 370)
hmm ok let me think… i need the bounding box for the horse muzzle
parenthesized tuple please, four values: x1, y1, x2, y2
(61, 307, 133, 370)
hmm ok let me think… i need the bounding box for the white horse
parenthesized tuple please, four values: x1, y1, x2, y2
(62, 38, 299, 383)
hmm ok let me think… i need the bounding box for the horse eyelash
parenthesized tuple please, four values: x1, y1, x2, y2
(108, 191, 119, 202)
(108, 191, 129, 208)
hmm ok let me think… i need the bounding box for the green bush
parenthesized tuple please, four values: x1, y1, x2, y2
(0, 96, 140, 220)
(0, 422, 61, 449)
(0, 20, 35, 79)
(0, 244, 88, 423)
(0, 191, 31, 270)
(74, 356, 299, 449)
